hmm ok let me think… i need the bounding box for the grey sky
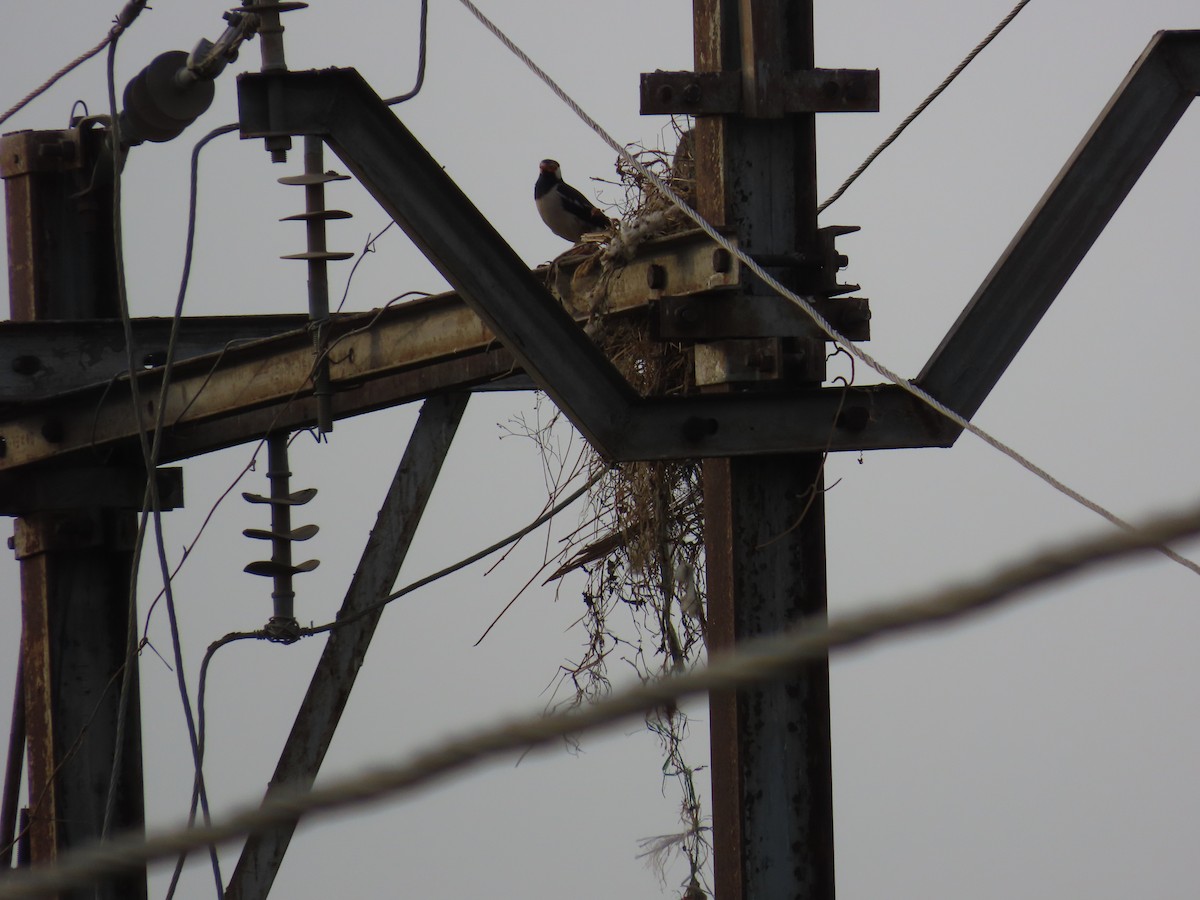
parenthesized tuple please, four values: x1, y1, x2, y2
(2, 1, 1200, 897)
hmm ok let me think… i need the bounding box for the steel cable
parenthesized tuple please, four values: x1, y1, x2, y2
(2, 489, 1199, 900)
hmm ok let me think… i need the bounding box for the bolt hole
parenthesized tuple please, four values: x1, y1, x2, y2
(682, 416, 719, 442)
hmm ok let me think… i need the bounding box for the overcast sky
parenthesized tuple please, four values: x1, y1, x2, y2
(3, 1, 1200, 898)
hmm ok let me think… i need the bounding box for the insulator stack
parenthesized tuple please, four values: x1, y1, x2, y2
(243, 434, 319, 640)
(279, 135, 353, 434)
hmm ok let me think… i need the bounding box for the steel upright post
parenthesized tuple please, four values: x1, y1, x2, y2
(2, 125, 148, 899)
(695, 2, 836, 897)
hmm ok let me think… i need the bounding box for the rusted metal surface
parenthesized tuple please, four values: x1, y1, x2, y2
(704, 455, 835, 900)
(641, 68, 879, 115)
(158, 349, 516, 463)
(692, 1, 837, 897)
(17, 550, 57, 872)
(547, 228, 740, 310)
(917, 30, 1200, 420)
(0, 295, 494, 473)
(0, 337, 956, 472)
(0, 289, 927, 473)
(658, 293, 870, 341)
(0, 467, 182, 516)
(2, 127, 118, 322)
(225, 392, 468, 900)
(5, 126, 147, 900)
(0, 315, 314, 403)
(0, 228, 736, 401)
(701, 455, 743, 900)
(17, 511, 147, 900)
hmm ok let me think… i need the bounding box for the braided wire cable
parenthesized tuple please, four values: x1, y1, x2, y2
(2, 490, 1199, 900)
(0, 0, 149, 128)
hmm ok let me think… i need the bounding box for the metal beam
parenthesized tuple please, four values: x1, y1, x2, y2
(224, 391, 469, 900)
(0, 328, 953, 472)
(0, 227, 735, 404)
(238, 69, 639, 454)
(916, 30, 1200, 419)
(640, 68, 879, 116)
(0, 315, 314, 403)
(624, 383, 955, 458)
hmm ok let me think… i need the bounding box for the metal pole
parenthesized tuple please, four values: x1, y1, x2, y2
(695, 1, 835, 896)
(2, 125, 148, 899)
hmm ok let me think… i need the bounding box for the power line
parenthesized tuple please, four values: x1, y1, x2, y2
(453, 0, 1200, 579)
(384, 0, 430, 106)
(0, 0, 149, 128)
(101, 41, 224, 896)
(3, 488, 1200, 900)
(818, 0, 1034, 214)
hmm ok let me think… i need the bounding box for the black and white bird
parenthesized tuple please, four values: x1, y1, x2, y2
(534, 159, 612, 242)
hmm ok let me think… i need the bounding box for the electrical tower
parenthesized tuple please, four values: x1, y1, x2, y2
(1, 1, 1198, 897)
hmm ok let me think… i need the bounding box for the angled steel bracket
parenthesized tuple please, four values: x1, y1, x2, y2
(916, 30, 1200, 420)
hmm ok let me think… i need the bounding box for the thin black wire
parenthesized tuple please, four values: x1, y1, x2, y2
(178, 466, 603, 892)
(334, 221, 396, 313)
(383, 0, 430, 105)
(301, 469, 605, 637)
(148, 122, 242, 900)
(818, 0, 1034, 213)
(100, 39, 224, 898)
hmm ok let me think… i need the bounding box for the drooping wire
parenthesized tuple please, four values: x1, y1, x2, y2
(301, 467, 606, 637)
(170, 460, 605, 895)
(452, 0, 1200, 578)
(335, 221, 396, 313)
(0, 0, 149, 128)
(4, 487, 1200, 900)
(819, 0, 1034, 213)
(384, 0, 430, 105)
(100, 38, 224, 898)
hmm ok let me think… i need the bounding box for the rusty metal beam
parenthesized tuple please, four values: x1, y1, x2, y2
(916, 30, 1200, 419)
(0, 315, 313, 404)
(657, 294, 870, 341)
(625, 383, 955, 458)
(640, 68, 879, 116)
(0, 228, 736, 404)
(224, 392, 468, 900)
(0, 325, 953, 472)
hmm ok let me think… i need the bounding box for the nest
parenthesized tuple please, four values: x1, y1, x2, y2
(534, 128, 712, 897)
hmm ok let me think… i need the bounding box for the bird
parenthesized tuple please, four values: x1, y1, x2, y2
(534, 158, 612, 242)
